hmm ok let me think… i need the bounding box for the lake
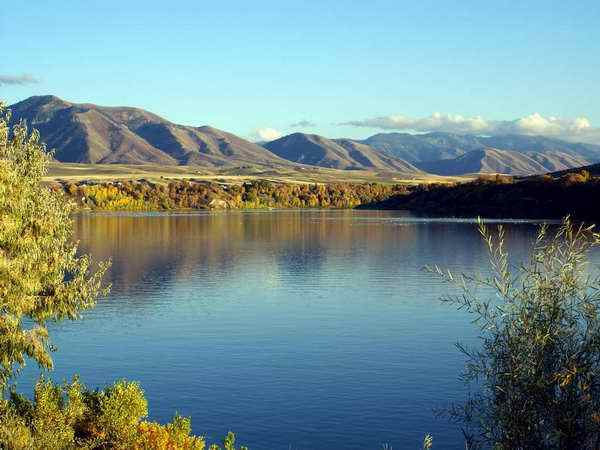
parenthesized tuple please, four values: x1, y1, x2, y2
(19, 210, 561, 449)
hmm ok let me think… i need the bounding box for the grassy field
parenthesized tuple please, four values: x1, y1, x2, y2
(45, 162, 470, 185)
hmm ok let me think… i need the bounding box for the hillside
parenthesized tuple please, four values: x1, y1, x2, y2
(264, 133, 421, 173)
(363, 132, 482, 163)
(9, 95, 293, 167)
(545, 162, 600, 178)
(368, 175, 600, 222)
(483, 134, 600, 160)
(416, 148, 590, 176)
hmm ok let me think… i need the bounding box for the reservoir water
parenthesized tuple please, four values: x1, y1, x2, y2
(19, 210, 566, 449)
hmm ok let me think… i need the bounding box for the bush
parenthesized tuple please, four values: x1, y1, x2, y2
(476, 174, 514, 184)
(431, 218, 600, 449)
(136, 416, 206, 450)
(561, 169, 592, 185)
(0, 378, 247, 450)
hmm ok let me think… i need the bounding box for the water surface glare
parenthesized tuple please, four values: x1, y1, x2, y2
(20, 210, 570, 449)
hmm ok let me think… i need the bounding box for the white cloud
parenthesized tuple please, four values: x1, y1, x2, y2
(341, 113, 490, 133)
(341, 112, 600, 144)
(510, 113, 592, 136)
(0, 73, 40, 86)
(250, 127, 283, 142)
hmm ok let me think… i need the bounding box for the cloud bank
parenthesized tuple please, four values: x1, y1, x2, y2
(0, 74, 40, 86)
(250, 127, 283, 142)
(341, 112, 600, 144)
(290, 120, 316, 128)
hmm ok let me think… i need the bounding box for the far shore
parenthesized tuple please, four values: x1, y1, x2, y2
(42, 166, 599, 223)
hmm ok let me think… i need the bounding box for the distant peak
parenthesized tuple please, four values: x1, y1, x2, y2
(196, 125, 219, 132)
(284, 132, 325, 141)
(28, 94, 66, 103)
(17, 94, 71, 108)
(196, 125, 228, 136)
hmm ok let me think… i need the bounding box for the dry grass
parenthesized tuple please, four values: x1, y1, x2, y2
(45, 162, 471, 185)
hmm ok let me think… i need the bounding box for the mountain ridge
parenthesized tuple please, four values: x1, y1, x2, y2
(9, 95, 292, 168)
(361, 131, 600, 164)
(263, 133, 420, 173)
(416, 147, 590, 176)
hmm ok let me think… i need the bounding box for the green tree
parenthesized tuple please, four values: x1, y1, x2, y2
(431, 218, 600, 449)
(0, 103, 249, 449)
(0, 102, 109, 389)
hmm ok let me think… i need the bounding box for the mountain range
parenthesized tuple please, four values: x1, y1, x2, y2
(9, 95, 600, 177)
(416, 148, 590, 176)
(9, 95, 292, 168)
(363, 132, 599, 162)
(361, 132, 600, 175)
(263, 133, 420, 172)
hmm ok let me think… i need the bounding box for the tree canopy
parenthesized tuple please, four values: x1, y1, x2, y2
(0, 102, 108, 388)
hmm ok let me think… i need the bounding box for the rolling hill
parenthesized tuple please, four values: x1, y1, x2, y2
(263, 133, 421, 173)
(9, 95, 293, 167)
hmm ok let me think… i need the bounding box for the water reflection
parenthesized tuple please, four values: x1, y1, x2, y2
(75, 211, 422, 297)
(20, 211, 553, 450)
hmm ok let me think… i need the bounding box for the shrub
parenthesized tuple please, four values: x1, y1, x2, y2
(430, 217, 600, 449)
(561, 169, 591, 185)
(136, 415, 206, 450)
(0, 378, 248, 449)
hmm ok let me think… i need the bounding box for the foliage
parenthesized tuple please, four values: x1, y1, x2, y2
(0, 103, 109, 388)
(561, 169, 591, 185)
(475, 174, 514, 184)
(422, 434, 433, 450)
(430, 218, 600, 449)
(136, 416, 206, 450)
(0, 377, 245, 450)
(59, 179, 407, 211)
(379, 172, 600, 221)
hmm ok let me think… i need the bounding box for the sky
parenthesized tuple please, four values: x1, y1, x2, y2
(1, 1, 599, 143)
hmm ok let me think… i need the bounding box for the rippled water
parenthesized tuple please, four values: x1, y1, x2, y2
(18, 210, 564, 449)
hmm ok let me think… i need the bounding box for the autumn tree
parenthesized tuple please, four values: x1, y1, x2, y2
(0, 102, 109, 389)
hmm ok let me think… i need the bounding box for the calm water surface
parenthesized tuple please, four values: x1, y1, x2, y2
(19, 210, 569, 449)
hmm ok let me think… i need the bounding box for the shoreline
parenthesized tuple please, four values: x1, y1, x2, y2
(54, 170, 600, 223)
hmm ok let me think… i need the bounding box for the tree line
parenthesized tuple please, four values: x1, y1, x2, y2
(56, 179, 408, 211)
(372, 171, 600, 221)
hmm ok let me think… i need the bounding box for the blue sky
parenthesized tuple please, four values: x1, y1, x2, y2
(1, 1, 599, 142)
